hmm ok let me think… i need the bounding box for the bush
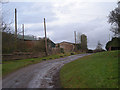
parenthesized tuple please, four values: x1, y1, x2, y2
(2, 32, 16, 54)
(105, 37, 120, 51)
(70, 52, 74, 55)
(60, 48, 64, 54)
(2, 32, 31, 54)
(87, 49, 93, 53)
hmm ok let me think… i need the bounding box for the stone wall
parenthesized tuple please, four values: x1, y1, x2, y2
(59, 42, 74, 52)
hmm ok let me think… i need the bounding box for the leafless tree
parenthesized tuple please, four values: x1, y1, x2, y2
(96, 41, 103, 50)
(108, 1, 120, 37)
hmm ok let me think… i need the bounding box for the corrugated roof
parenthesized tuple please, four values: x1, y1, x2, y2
(17, 34, 37, 40)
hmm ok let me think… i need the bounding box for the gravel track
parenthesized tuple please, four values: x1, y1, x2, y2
(3, 54, 90, 88)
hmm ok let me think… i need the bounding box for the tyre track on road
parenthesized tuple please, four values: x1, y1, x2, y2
(3, 54, 91, 88)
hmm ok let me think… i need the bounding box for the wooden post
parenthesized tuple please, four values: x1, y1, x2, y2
(15, 8, 17, 38)
(22, 24, 24, 40)
(44, 18, 48, 56)
(14, 8, 17, 51)
(74, 31, 77, 51)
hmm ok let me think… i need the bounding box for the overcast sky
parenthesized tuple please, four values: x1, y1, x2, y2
(2, 0, 118, 50)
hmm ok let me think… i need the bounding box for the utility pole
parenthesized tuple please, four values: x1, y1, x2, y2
(22, 24, 24, 40)
(44, 18, 48, 56)
(15, 8, 17, 38)
(74, 31, 77, 51)
(15, 8, 18, 51)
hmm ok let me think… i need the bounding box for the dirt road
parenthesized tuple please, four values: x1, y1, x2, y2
(3, 54, 90, 88)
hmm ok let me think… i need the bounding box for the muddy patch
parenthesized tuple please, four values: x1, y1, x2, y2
(52, 69, 61, 88)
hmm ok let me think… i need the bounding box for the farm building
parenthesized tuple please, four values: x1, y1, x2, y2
(56, 41, 75, 52)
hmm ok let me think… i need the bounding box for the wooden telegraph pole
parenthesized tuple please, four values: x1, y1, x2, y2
(44, 18, 48, 56)
(74, 31, 77, 51)
(22, 24, 24, 40)
(15, 8, 17, 38)
(14, 8, 18, 51)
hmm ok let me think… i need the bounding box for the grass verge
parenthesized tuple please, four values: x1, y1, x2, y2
(2, 52, 78, 77)
(60, 50, 119, 88)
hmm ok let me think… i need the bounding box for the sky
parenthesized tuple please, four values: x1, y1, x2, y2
(2, 0, 118, 50)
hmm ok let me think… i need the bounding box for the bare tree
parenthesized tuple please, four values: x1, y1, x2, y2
(108, 1, 120, 37)
(0, 0, 13, 33)
(96, 41, 103, 50)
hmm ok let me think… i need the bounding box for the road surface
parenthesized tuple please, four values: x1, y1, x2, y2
(3, 54, 91, 88)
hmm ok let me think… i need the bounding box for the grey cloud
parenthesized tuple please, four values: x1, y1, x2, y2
(2, 1, 117, 50)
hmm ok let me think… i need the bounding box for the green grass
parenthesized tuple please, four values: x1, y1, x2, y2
(2, 52, 75, 76)
(60, 50, 119, 88)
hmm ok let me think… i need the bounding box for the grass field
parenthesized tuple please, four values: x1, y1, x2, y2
(2, 52, 75, 76)
(60, 50, 119, 88)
